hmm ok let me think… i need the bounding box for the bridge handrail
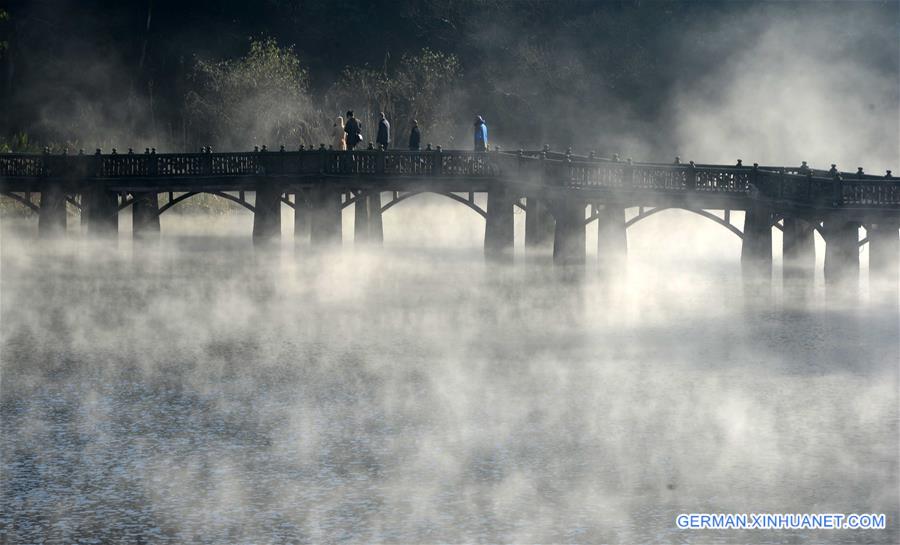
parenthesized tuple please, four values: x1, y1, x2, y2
(1, 149, 897, 207)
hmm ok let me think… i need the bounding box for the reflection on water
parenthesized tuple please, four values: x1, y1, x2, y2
(1, 219, 897, 544)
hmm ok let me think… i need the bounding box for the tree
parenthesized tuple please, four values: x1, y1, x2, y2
(184, 37, 325, 150)
(329, 48, 462, 148)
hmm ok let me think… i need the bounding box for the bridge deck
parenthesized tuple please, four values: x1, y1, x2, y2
(1, 149, 897, 218)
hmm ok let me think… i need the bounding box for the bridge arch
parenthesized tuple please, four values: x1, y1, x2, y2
(154, 191, 257, 216)
(1, 191, 40, 213)
(586, 206, 744, 239)
(379, 191, 488, 219)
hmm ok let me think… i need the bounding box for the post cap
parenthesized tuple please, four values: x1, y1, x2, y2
(426, 143, 432, 151)
(128, 148, 134, 154)
(111, 148, 117, 155)
(151, 148, 156, 154)
(254, 146, 260, 152)
(145, 148, 150, 154)
(885, 170, 892, 178)
(261, 145, 268, 152)
(367, 142, 374, 150)
(78, 149, 85, 155)
(857, 167, 864, 175)
(280, 145, 285, 152)
(299, 144, 305, 151)
(436, 145, 442, 152)
(95, 148, 102, 155)
(736, 159, 742, 166)
(674, 156, 681, 164)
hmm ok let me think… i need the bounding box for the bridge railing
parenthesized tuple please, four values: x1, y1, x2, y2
(2, 149, 898, 208)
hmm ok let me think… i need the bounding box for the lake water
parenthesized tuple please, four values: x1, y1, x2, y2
(1, 208, 897, 544)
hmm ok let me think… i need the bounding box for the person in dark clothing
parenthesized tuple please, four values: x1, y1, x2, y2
(344, 110, 362, 150)
(473, 115, 488, 152)
(408, 119, 421, 151)
(376, 112, 391, 150)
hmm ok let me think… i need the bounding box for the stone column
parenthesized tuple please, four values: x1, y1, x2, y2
(132, 192, 161, 238)
(82, 185, 119, 237)
(595, 203, 627, 268)
(252, 185, 283, 243)
(309, 184, 342, 246)
(552, 199, 586, 266)
(367, 191, 383, 245)
(741, 205, 773, 277)
(525, 197, 554, 251)
(38, 181, 67, 237)
(782, 216, 815, 278)
(354, 192, 369, 244)
(823, 219, 859, 285)
(484, 185, 515, 261)
(867, 220, 899, 282)
(294, 191, 310, 245)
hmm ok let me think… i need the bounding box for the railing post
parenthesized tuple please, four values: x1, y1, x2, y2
(540, 150, 547, 186)
(830, 164, 842, 206)
(201, 146, 212, 175)
(686, 160, 696, 191)
(433, 146, 442, 176)
(376, 145, 385, 175)
(779, 167, 786, 200)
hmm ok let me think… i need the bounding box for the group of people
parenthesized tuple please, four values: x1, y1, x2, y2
(330, 112, 488, 152)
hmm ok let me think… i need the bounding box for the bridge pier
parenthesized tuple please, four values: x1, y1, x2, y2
(782, 217, 815, 278)
(595, 203, 627, 268)
(553, 199, 586, 266)
(309, 185, 342, 246)
(741, 205, 773, 277)
(867, 220, 898, 282)
(294, 191, 310, 245)
(81, 187, 119, 237)
(525, 197, 554, 251)
(353, 191, 384, 245)
(484, 185, 515, 260)
(38, 182, 67, 237)
(131, 192, 161, 237)
(823, 220, 860, 285)
(368, 192, 383, 244)
(252, 185, 283, 243)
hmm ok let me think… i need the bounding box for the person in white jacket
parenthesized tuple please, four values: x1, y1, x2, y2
(332, 116, 346, 151)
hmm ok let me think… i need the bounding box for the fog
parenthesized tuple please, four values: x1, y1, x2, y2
(1, 203, 898, 543)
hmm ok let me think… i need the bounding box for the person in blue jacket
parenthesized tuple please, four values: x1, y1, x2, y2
(473, 115, 488, 152)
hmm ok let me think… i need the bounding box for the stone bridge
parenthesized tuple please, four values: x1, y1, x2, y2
(1, 146, 898, 283)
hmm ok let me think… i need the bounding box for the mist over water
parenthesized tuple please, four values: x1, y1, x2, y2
(1, 207, 897, 544)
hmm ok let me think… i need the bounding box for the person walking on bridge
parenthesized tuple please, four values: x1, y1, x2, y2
(408, 119, 421, 151)
(474, 115, 488, 152)
(344, 111, 362, 150)
(332, 116, 346, 151)
(376, 112, 391, 150)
